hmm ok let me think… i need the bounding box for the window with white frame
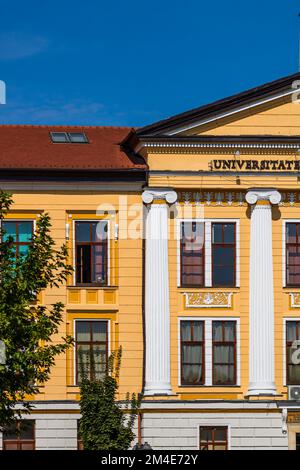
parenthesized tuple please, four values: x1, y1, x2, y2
(75, 221, 108, 287)
(179, 220, 239, 288)
(179, 318, 239, 387)
(75, 320, 108, 384)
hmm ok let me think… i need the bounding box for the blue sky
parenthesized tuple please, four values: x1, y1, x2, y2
(0, 0, 299, 126)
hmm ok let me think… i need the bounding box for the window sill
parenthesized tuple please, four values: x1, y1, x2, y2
(67, 285, 118, 290)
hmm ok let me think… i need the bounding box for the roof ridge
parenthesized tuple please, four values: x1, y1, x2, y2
(0, 124, 135, 129)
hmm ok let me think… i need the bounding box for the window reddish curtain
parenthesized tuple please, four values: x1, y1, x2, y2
(180, 222, 204, 287)
(286, 223, 300, 286)
(3, 420, 35, 450)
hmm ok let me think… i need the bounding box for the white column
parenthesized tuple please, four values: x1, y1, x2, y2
(142, 188, 177, 395)
(246, 189, 281, 396)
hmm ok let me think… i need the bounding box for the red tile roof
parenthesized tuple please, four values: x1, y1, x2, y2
(0, 125, 146, 170)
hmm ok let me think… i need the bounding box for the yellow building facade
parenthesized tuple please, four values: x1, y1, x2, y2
(2, 73, 300, 450)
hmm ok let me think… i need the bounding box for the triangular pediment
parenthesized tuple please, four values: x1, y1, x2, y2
(135, 72, 300, 139)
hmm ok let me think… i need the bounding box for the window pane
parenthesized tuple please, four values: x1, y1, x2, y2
(17, 222, 33, 242)
(193, 322, 203, 341)
(2, 222, 17, 241)
(287, 246, 300, 265)
(213, 246, 235, 265)
(76, 222, 91, 242)
(91, 245, 106, 284)
(68, 132, 88, 143)
(181, 322, 192, 341)
(50, 132, 68, 142)
(182, 364, 203, 384)
(18, 245, 29, 258)
(287, 322, 298, 342)
(287, 223, 297, 243)
(223, 224, 235, 243)
(214, 345, 234, 364)
(93, 222, 107, 241)
(214, 428, 227, 441)
(76, 322, 90, 342)
(212, 224, 223, 243)
(182, 344, 202, 364)
(224, 322, 235, 341)
(200, 428, 212, 441)
(213, 322, 223, 341)
(181, 222, 204, 287)
(214, 364, 234, 384)
(213, 266, 235, 286)
(76, 245, 91, 283)
(19, 421, 35, 440)
(288, 365, 300, 383)
(91, 322, 107, 342)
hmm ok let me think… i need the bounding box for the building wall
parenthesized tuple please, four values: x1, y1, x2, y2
(4, 188, 144, 401)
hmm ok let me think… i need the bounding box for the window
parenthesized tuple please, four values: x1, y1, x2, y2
(77, 420, 83, 450)
(199, 426, 228, 450)
(180, 222, 204, 287)
(75, 221, 108, 286)
(286, 223, 300, 286)
(179, 220, 237, 288)
(180, 321, 205, 385)
(296, 434, 300, 451)
(50, 131, 88, 143)
(212, 223, 236, 287)
(212, 321, 236, 385)
(76, 320, 108, 384)
(3, 420, 35, 450)
(2, 221, 33, 259)
(286, 321, 300, 385)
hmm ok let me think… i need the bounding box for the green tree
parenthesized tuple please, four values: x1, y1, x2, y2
(79, 346, 142, 450)
(0, 191, 73, 428)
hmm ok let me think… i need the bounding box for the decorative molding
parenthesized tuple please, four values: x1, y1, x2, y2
(184, 292, 233, 308)
(290, 293, 300, 308)
(138, 142, 300, 150)
(177, 190, 300, 207)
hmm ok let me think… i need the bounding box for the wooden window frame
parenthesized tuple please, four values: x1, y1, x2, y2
(180, 221, 205, 288)
(180, 320, 205, 386)
(212, 321, 237, 386)
(75, 221, 108, 287)
(199, 426, 228, 450)
(3, 420, 35, 451)
(286, 320, 300, 385)
(286, 223, 300, 287)
(75, 320, 108, 385)
(2, 220, 34, 258)
(211, 222, 236, 288)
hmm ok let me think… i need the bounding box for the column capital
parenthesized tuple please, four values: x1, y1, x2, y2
(142, 188, 177, 205)
(246, 188, 281, 205)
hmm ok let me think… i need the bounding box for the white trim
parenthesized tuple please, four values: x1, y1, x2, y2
(167, 88, 297, 135)
(205, 221, 212, 287)
(177, 218, 240, 288)
(178, 317, 240, 387)
(73, 318, 111, 386)
(197, 423, 231, 450)
(72, 219, 110, 287)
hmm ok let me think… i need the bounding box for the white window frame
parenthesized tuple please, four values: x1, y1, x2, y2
(178, 317, 240, 387)
(72, 219, 110, 286)
(73, 318, 111, 386)
(177, 219, 240, 288)
(283, 317, 300, 387)
(282, 219, 300, 287)
(197, 423, 231, 450)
